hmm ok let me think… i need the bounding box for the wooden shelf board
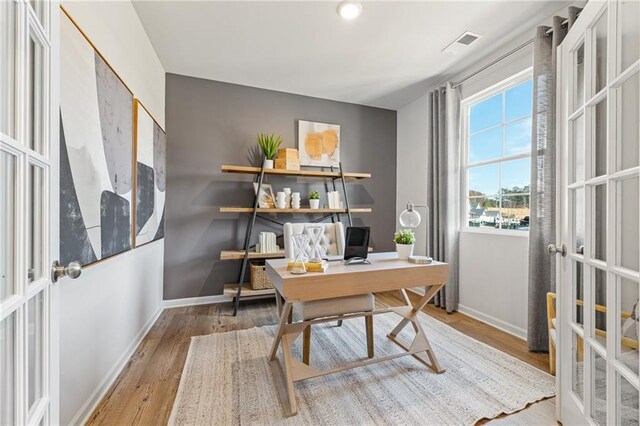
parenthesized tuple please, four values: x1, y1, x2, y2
(220, 249, 285, 260)
(222, 284, 275, 298)
(221, 165, 371, 180)
(219, 207, 372, 214)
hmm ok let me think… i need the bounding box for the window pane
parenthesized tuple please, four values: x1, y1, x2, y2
(470, 93, 502, 133)
(467, 197, 500, 228)
(572, 113, 585, 183)
(469, 127, 501, 164)
(27, 31, 44, 154)
(0, 313, 15, 425)
(1, 150, 15, 302)
(505, 80, 532, 121)
(28, 292, 44, 409)
(468, 163, 499, 196)
(572, 188, 585, 255)
(504, 117, 531, 157)
(594, 98, 607, 177)
(574, 42, 585, 111)
(592, 350, 607, 426)
(618, 177, 639, 272)
(572, 330, 584, 402)
(28, 164, 44, 283)
(500, 195, 529, 230)
(0, 0, 15, 138)
(618, 73, 639, 171)
(618, 276, 639, 375)
(617, 372, 639, 425)
(594, 10, 608, 94)
(593, 268, 607, 343)
(594, 184, 607, 262)
(501, 158, 530, 193)
(574, 261, 584, 328)
(620, 0, 640, 73)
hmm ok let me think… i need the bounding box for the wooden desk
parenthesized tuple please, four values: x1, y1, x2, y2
(265, 252, 449, 416)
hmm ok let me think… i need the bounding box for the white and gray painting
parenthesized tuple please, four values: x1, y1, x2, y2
(59, 14, 133, 265)
(135, 102, 166, 246)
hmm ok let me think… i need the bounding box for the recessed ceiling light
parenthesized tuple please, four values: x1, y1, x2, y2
(337, 1, 362, 20)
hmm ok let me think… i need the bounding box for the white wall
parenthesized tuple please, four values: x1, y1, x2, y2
(57, 2, 165, 424)
(396, 4, 582, 339)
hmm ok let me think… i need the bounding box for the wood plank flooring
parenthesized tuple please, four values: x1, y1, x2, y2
(86, 292, 556, 425)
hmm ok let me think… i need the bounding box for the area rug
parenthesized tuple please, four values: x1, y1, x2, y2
(169, 312, 555, 425)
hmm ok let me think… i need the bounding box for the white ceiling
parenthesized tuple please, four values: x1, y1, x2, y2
(133, 0, 566, 110)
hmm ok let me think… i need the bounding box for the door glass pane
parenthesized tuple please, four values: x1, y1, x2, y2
(0, 0, 15, 138)
(1, 151, 16, 302)
(594, 98, 607, 177)
(0, 313, 15, 425)
(617, 177, 639, 272)
(594, 10, 608, 94)
(505, 80, 532, 121)
(504, 117, 531, 157)
(572, 188, 585, 254)
(618, 373, 639, 425)
(574, 261, 585, 328)
(470, 93, 502, 133)
(618, 276, 639, 375)
(28, 292, 44, 409)
(572, 331, 585, 401)
(618, 73, 639, 172)
(28, 164, 43, 283)
(594, 268, 607, 345)
(572, 113, 585, 183)
(27, 31, 43, 154)
(469, 127, 501, 164)
(574, 42, 585, 111)
(592, 350, 607, 425)
(620, 0, 640, 73)
(594, 184, 607, 262)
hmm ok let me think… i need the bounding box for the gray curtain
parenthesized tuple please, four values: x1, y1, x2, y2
(428, 83, 461, 313)
(527, 7, 581, 351)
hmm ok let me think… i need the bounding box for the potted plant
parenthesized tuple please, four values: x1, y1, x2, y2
(394, 229, 415, 260)
(308, 191, 320, 209)
(257, 133, 282, 169)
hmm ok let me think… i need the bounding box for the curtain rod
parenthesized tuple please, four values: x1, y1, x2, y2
(450, 17, 572, 89)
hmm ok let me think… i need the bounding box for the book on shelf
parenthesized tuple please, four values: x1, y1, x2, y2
(257, 232, 279, 254)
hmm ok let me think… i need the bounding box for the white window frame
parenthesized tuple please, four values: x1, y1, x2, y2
(460, 67, 534, 237)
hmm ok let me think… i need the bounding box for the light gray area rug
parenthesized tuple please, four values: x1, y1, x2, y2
(169, 312, 555, 425)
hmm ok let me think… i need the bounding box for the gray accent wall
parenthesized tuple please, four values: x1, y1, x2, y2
(165, 74, 397, 300)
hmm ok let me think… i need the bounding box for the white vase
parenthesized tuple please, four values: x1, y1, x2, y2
(264, 159, 274, 169)
(396, 243, 414, 260)
(309, 199, 320, 209)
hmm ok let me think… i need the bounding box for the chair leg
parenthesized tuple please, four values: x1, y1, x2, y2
(337, 320, 343, 327)
(365, 315, 374, 358)
(303, 326, 311, 365)
(549, 337, 556, 376)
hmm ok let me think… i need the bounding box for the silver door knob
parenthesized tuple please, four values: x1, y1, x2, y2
(547, 243, 567, 256)
(51, 260, 82, 283)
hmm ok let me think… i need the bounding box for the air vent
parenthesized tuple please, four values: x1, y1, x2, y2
(443, 31, 482, 55)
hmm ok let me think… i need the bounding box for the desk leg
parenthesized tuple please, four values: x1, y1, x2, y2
(269, 302, 292, 362)
(280, 333, 298, 416)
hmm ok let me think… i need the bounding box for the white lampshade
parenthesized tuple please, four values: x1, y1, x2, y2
(399, 208, 421, 228)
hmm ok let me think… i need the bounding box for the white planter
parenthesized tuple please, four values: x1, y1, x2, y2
(396, 243, 414, 260)
(309, 199, 320, 209)
(263, 159, 274, 169)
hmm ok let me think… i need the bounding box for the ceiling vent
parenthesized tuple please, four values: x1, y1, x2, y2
(442, 31, 482, 55)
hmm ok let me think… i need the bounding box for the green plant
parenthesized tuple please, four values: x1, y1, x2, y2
(256, 133, 282, 160)
(394, 229, 415, 245)
(308, 191, 320, 200)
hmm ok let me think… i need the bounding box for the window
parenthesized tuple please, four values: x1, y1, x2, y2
(462, 70, 532, 232)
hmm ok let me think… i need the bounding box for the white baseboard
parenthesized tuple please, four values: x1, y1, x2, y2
(70, 305, 164, 426)
(162, 295, 231, 309)
(457, 304, 527, 341)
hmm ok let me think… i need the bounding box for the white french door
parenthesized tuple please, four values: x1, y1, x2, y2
(557, 0, 640, 424)
(1, 0, 61, 424)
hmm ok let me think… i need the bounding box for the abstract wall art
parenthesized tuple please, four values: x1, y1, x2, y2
(297, 120, 340, 167)
(59, 12, 133, 266)
(134, 100, 166, 247)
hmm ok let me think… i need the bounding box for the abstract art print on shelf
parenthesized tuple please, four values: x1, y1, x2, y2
(297, 120, 340, 167)
(134, 100, 166, 247)
(59, 12, 133, 266)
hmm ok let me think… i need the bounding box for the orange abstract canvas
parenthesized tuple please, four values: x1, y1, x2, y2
(297, 120, 340, 167)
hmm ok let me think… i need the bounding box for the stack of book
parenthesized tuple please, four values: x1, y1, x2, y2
(327, 191, 342, 209)
(256, 232, 279, 253)
(287, 260, 329, 273)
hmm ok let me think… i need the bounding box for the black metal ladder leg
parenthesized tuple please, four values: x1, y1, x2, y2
(233, 158, 267, 316)
(338, 162, 353, 227)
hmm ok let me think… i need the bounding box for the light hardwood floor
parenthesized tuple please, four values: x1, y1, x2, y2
(86, 291, 556, 425)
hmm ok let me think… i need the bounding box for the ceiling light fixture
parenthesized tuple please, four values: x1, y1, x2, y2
(337, 1, 362, 20)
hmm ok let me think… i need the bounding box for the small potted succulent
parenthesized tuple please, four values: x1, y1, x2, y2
(394, 229, 415, 260)
(308, 191, 320, 209)
(257, 133, 282, 169)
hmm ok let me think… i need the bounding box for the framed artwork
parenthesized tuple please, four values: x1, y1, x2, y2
(59, 11, 133, 266)
(134, 100, 166, 247)
(297, 120, 340, 167)
(253, 183, 275, 208)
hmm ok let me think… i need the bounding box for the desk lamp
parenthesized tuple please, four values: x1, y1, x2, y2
(399, 202, 432, 264)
